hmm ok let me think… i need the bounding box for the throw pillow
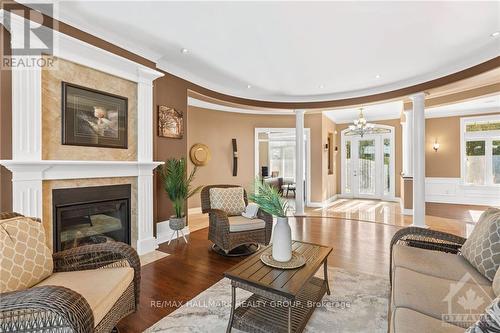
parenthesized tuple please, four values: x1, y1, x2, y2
(461, 207, 500, 281)
(465, 297, 500, 333)
(209, 187, 246, 216)
(0, 216, 53, 293)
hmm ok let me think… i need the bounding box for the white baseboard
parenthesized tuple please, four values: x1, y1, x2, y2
(188, 207, 202, 214)
(426, 177, 500, 206)
(136, 237, 159, 255)
(307, 195, 338, 208)
(156, 220, 191, 245)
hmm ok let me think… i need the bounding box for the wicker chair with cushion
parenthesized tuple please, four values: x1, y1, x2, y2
(201, 185, 273, 255)
(0, 212, 140, 333)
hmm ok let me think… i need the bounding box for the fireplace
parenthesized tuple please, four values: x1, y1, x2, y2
(53, 184, 131, 251)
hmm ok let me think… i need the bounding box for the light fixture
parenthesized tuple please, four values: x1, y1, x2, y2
(348, 107, 375, 137)
(181, 48, 189, 54)
(491, 31, 500, 37)
(247, 84, 252, 89)
(319, 84, 325, 89)
(375, 74, 381, 79)
(433, 139, 440, 152)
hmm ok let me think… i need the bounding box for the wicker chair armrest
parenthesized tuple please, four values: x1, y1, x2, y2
(0, 285, 93, 333)
(207, 209, 230, 229)
(53, 242, 141, 306)
(389, 227, 466, 284)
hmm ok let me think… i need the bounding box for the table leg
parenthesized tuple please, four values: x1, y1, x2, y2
(226, 285, 236, 333)
(288, 305, 292, 333)
(324, 259, 331, 295)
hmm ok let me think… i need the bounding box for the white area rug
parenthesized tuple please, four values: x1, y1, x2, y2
(145, 267, 390, 332)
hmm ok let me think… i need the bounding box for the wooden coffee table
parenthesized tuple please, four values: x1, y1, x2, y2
(224, 240, 332, 333)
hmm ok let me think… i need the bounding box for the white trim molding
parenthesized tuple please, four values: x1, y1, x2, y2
(426, 177, 500, 206)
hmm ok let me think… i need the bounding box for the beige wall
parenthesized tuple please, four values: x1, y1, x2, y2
(186, 107, 335, 208)
(41, 56, 138, 161)
(425, 112, 500, 177)
(321, 114, 337, 201)
(335, 118, 403, 197)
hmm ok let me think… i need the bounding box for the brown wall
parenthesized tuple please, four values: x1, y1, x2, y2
(335, 118, 403, 197)
(153, 73, 191, 222)
(425, 112, 500, 177)
(186, 107, 335, 209)
(0, 26, 12, 212)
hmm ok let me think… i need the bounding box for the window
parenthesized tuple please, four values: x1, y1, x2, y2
(269, 140, 296, 179)
(461, 115, 500, 186)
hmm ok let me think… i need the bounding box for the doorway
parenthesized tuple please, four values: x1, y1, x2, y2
(341, 125, 395, 200)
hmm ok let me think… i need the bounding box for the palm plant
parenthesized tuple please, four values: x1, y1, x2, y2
(158, 158, 203, 218)
(249, 180, 288, 218)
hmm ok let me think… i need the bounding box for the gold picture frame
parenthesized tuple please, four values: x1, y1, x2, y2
(158, 105, 183, 139)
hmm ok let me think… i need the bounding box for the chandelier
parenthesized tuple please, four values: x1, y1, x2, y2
(348, 108, 375, 137)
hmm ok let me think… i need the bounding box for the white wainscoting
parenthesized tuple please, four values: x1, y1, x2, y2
(426, 178, 500, 206)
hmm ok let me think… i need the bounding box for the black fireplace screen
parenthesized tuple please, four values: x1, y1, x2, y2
(53, 185, 131, 251)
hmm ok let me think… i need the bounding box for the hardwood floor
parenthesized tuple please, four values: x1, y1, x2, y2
(117, 202, 481, 332)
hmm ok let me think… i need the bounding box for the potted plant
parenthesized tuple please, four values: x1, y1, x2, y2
(250, 180, 291, 262)
(158, 158, 203, 233)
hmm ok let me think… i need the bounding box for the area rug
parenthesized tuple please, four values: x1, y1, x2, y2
(144, 267, 390, 332)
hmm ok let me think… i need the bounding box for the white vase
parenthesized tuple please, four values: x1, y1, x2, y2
(272, 216, 292, 262)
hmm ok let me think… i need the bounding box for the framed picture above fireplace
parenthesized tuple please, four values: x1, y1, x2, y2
(62, 82, 128, 149)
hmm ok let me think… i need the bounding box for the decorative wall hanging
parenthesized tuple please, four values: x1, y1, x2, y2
(190, 143, 211, 166)
(232, 138, 238, 176)
(158, 105, 183, 139)
(62, 82, 128, 149)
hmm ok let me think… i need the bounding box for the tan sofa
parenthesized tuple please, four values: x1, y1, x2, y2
(389, 227, 498, 332)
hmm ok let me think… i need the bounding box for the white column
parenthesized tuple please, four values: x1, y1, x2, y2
(295, 110, 306, 216)
(402, 110, 413, 177)
(135, 68, 161, 255)
(411, 93, 426, 227)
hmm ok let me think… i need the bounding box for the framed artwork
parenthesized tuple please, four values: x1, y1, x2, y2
(158, 105, 183, 139)
(62, 82, 128, 149)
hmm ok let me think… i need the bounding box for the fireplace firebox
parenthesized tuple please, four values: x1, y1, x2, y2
(53, 184, 131, 252)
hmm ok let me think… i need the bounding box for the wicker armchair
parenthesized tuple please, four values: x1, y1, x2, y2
(0, 213, 140, 333)
(389, 226, 466, 284)
(201, 185, 273, 254)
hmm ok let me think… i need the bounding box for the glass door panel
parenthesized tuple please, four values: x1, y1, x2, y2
(358, 139, 376, 195)
(345, 140, 352, 194)
(383, 138, 391, 195)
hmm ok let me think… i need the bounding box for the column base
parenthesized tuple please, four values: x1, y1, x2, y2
(136, 237, 158, 255)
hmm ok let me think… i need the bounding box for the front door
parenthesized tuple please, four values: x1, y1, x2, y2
(341, 127, 395, 200)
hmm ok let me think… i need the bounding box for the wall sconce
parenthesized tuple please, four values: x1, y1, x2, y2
(433, 139, 440, 152)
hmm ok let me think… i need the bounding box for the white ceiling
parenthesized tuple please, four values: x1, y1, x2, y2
(23, 1, 500, 102)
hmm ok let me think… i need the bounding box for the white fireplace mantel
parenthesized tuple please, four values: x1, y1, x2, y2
(0, 11, 165, 255)
(0, 160, 163, 181)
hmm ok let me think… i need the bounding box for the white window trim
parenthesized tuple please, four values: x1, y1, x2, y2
(460, 114, 500, 187)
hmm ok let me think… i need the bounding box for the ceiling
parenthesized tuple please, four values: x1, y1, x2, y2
(23, 1, 500, 102)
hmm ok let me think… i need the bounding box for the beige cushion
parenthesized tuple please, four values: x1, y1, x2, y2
(391, 307, 464, 333)
(392, 244, 491, 286)
(209, 187, 246, 216)
(461, 207, 500, 281)
(228, 216, 266, 232)
(493, 268, 500, 297)
(392, 267, 495, 328)
(0, 216, 53, 293)
(36, 267, 134, 326)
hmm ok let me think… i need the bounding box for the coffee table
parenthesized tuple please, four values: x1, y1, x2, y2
(224, 240, 332, 333)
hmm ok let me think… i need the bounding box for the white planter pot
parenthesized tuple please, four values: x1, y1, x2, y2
(272, 216, 292, 262)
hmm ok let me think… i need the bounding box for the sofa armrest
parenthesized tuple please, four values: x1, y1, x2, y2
(257, 209, 273, 245)
(0, 285, 94, 333)
(53, 242, 141, 306)
(389, 226, 466, 284)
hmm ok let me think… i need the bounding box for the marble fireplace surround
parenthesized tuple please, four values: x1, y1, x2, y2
(0, 12, 164, 255)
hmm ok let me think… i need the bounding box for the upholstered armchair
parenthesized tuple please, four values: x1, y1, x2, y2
(201, 185, 273, 255)
(0, 212, 140, 333)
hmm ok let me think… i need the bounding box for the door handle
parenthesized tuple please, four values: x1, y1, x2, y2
(353, 170, 357, 177)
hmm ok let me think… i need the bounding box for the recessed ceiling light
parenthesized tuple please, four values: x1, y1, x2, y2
(247, 84, 252, 89)
(181, 48, 189, 54)
(319, 84, 325, 89)
(491, 31, 500, 37)
(375, 74, 381, 79)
